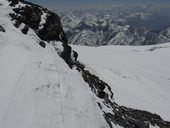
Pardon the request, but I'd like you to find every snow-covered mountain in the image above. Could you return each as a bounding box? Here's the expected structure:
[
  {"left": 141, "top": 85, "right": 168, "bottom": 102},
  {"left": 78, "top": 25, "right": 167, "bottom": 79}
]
[
  {"left": 0, "top": 0, "right": 170, "bottom": 128},
  {"left": 0, "top": 0, "right": 107, "bottom": 128},
  {"left": 54, "top": 5, "right": 170, "bottom": 46}
]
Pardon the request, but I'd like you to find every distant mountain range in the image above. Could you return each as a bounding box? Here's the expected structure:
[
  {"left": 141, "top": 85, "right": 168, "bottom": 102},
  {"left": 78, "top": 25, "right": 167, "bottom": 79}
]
[{"left": 53, "top": 4, "right": 170, "bottom": 46}]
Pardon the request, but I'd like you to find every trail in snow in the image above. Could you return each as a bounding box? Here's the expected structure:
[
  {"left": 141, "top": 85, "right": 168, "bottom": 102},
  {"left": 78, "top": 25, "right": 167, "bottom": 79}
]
[
  {"left": 0, "top": 45, "right": 64, "bottom": 128},
  {"left": 0, "top": 1, "right": 66, "bottom": 126},
  {"left": 0, "top": 42, "right": 107, "bottom": 128}
]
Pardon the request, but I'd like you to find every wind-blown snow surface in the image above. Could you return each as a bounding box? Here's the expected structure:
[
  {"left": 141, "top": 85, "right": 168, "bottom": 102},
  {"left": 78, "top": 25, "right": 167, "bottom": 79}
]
[
  {"left": 72, "top": 43, "right": 170, "bottom": 121},
  {"left": 0, "top": 1, "right": 108, "bottom": 128}
]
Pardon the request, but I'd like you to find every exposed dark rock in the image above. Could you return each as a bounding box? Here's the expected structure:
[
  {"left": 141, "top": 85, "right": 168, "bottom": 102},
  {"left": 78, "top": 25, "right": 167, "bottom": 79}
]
[
  {"left": 104, "top": 104, "right": 170, "bottom": 128},
  {"left": 39, "top": 41, "right": 46, "bottom": 48},
  {"left": 8, "top": 0, "right": 19, "bottom": 6},
  {"left": 73, "top": 51, "right": 78, "bottom": 61},
  {"left": 8, "top": 0, "right": 74, "bottom": 66},
  {"left": 60, "top": 44, "right": 72, "bottom": 67},
  {"left": 13, "top": 5, "right": 42, "bottom": 29},
  {"left": 0, "top": 25, "right": 5, "bottom": 32},
  {"left": 97, "top": 90, "right": 106, "bottom": 99},
  {"left": 38, "top": 12, "right": 66, "bottom": 42},
  {"left": 13, "top": 20, "right": 21, "bottom": 28},
  {"left": 8, "top": 0, "right": 67, "bottom": 43},
  {"left": 21, "top": 25, "right": 29, "bottom": 34},
  {"left": 9, "top": 13, "right": 16, "bottom": 19},
  {"left": 74, "top": 63, "right": 112, "bottom": 99},
  {"left": 73, "top": 61, "right": 85, "bottom": 71},
  {"left": 73, "top": 61, "right": 170, "bottom": 128}
]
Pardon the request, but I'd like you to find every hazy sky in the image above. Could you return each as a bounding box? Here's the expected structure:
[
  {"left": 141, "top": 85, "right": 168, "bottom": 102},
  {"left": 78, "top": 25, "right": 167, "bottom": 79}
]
[{"left": 28, "top": 0, "right": 170, "bottom": 8}]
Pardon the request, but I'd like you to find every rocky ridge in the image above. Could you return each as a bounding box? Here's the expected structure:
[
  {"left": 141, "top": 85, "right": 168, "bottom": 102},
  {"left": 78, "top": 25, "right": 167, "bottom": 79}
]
[
  {"left": 6, "top": 0, "right": 170, "bottom": 128},
  {"left": 74, "top": 62, "right": 170, "bottom": 128},
  {"left": 8, "top": 0, "right": 76, "bottom": 67}
]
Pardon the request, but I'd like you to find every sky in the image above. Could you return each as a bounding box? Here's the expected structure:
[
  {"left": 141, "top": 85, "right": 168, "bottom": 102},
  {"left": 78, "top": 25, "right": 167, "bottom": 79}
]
[{"left": 28, "top": 0, "right": 170, "bottom": 8}]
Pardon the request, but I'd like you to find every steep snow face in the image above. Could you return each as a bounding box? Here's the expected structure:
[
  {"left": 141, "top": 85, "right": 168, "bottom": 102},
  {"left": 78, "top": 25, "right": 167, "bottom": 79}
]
[
  {"left": 0, "top": 1, "right": 108, "bottom": 128},
  {"left": 72, "top": 43, "right": 170, "bottom": 121}
]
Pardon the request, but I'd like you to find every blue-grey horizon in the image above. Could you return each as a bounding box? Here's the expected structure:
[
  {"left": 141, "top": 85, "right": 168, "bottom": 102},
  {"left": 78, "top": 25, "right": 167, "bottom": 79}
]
[{"left": 28, "top": 0, "right": 170, "bottom": 8}]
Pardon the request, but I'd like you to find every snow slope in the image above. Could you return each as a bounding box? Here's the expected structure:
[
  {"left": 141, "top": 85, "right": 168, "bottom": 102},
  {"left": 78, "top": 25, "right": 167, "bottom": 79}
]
[
  {"left": 1, "top": 0, "right": 170, "bottom": 127},
  {"left": 72, "top": 43, "right": 170, "bottom": 121},
  {"left": 0, "top": 1, "right": 108, "bottom": 128}
]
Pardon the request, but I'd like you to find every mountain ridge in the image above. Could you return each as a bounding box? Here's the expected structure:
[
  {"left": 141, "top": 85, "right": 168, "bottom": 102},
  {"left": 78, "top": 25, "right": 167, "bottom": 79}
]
[
  {"left": 0, "top": 0, "right": 170, "bottom": 128},
  {"left": 55, "top": 6, "right": 170, "bottom": 46}
]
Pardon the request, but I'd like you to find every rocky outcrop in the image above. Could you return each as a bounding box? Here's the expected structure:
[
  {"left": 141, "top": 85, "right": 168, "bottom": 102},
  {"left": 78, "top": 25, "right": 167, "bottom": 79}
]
[
  {"left": 12, "top": 5, "right": 42, "bottom": 29},
  {"left": 8, "top": 0, "right": 73, "bottom": 66},
  {"left": 38, "top": 12, "right": 67, "bottom": 42},
  {"left": 8, "top": 0, "right": 19, "bottom": 6},
  {"left": 9, "top": 0, "right": 65, "bottom": 41},
  {"left": 0, "top": 25, "right": 5, "bottom": 32},
  {"left": 73, "top": 61, "right": 170, "bottom": 128}
]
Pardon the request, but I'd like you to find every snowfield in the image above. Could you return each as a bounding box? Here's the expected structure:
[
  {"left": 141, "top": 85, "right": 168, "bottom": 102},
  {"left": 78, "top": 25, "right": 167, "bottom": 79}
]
[
  {"left": 1, "top": 0, "right": 170, "bottom": 127},
  {"left": 0, "top": 1, "right": 108, "bottom": 128},
  {"left": 72, "top": 43, "right": 170, "bottom": 121}
]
